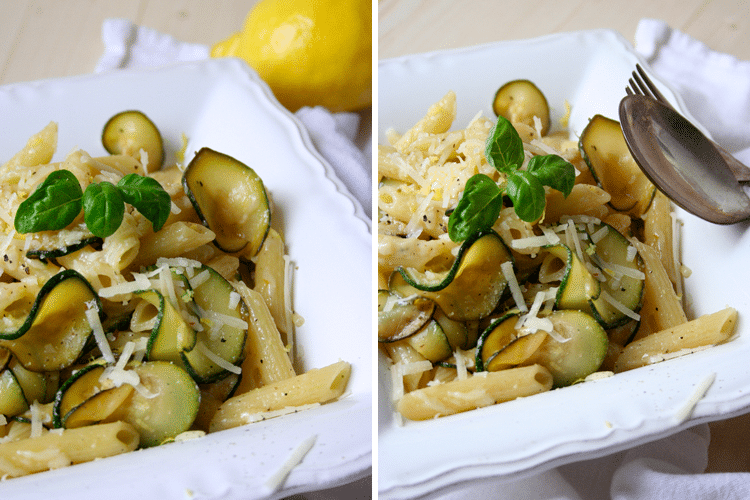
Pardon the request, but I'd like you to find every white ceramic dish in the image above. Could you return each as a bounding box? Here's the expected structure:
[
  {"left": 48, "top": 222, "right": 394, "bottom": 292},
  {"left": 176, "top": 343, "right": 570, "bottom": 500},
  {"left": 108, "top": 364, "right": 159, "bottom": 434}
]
[
  {"left": 0, "top": 59, "right": 371, "bottom": 499},
  {"left": 378, "top": 29, "right": 750, "bottom": 499}
]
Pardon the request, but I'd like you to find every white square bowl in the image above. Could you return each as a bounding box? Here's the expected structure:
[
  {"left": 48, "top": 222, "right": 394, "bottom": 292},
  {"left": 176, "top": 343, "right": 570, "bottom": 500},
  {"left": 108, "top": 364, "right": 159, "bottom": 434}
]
[
  {"left": 378, "top": 29, "right": 750, "bottom": 499},
  {"left": 0, "top": 58, "right": 371, "bottom": 500}
]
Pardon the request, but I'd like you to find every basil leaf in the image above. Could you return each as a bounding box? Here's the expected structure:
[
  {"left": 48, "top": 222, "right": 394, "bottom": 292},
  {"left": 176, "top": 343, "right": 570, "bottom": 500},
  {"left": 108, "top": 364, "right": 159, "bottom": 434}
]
[
  {"left": 14, "top": 170, "right": 83, "bottom": 233},
  {"left": 117, "top": 174, "right": 171, "bottom": 232},
  {"left": 448, "top": 174, "right": 503, "bottom": 241},
  {"left": 506, "top": 171, "right": 546, "bottom": 223},
  {"left": 83, "top": 182, "right": 125, "bottom": 238},
  {"left": 484, "top": 115, "right": 525, "bottom": 174},
  {"left": 527, "top": 154, "right": 575, "bottom": 197}
]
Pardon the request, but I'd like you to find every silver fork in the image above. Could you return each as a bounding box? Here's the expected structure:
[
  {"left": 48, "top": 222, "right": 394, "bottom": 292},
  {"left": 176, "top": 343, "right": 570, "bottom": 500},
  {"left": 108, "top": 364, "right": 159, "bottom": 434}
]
[{"left": 625, "top": 64, "right": 750, "bottom": 182}]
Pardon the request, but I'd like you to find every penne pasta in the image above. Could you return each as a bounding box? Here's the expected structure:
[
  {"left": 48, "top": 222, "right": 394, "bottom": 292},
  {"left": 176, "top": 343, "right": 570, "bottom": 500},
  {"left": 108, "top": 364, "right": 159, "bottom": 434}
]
[
  {"left": 130, "top": 221, "right": 216, "bottom": 269},
  {"left": 632, "top": 239, "right": 687, "bottom": 339},
  {"left": 0, "top": 421, "right": 139, "bottom": 478},
  {"left": 253, "top": 228, "right": 292, "bottom": 337},
  {"left": 209, "top": 360, "right": 351, "bottom": 432},
  {"left": 232, "top": 281, "right": 296, "bottom": 393},
  {"left": 396, "top": 364, "right": 553, "bottom": 421},
  {"left": 614, "top": 307, "right": 738, "bottom": 372}
]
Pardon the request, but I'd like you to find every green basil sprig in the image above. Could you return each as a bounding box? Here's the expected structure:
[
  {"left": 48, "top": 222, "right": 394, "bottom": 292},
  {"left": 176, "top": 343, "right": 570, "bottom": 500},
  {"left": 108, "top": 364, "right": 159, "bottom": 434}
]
[
  {"left": 448, "top": 116, "right": 575, "bottom": 242},
  {"left": 15, "top": 171, "right": 171, "bottom": 238}
]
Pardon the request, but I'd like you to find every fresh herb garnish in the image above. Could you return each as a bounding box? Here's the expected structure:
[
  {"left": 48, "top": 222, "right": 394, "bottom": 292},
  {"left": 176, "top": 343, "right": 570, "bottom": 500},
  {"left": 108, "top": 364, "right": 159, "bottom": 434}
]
[
  {"left": 448, "top": 115, "right": 575, "bottom": 242},
  {"left": 14, "top": 170, "right": 83, "bottom": 234},
  {"left": 15, "top": 171, "right": 170, "bottom": 238}
]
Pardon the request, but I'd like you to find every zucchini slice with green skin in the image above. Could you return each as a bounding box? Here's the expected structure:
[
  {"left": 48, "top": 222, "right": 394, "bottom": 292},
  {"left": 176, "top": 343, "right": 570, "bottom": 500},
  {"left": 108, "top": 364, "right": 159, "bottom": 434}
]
[
  {"left": 475, "top": 309, "right": 521, "bottom": 372},
  {"left": 53, "top": 362, "right": 108, "bottom": 428},
  {"left": 544, "top": 244, "right": 600, "bottom": 311},
  {"left": 526, "top": 309, "right": 608, "bottom": 387},
  {"left": 485, "top": 331, "right": 547, "bottom": 372},
  {"left": 392, "top": 231, "right": 513, "bottom": 321},
  {"left": 102, "top": 110, "right": 164, "bottom": 171},
  {"left": 493, "top": 79, "right": 550, "bottom": 136},
  {"left": 182, "top": 147, "right": 271, "bottom": 259},
  {"left": 433, "top": 308, "right": 469, "bottom": 351},
  {"left": 54, "top": 361, "right": 200, "bottom": 447},
  {"left": 377, "top": 289, "right": 435, "bottom": 342},
  {"left": 138, "top": 289, "right": 197, "bottom": 364},
  {"left": 0, "top": 269, "right": 100, "bottom": 372},
  {"left": 8, "top": 356, "right": 51, "bottom": 404},
  {"left": 579, "top": 114, "right": 655, "bottom": 217},
  {"left": 586, "top": 223, "right": 645, "bottom": 329},
  {"left": 111, "top": 361, "right": 200, "bottom": 447},
  {"left": 405, "top": 320, "right": 453, "bottom": 363},
  {"left": 0, "top": 367, "right": 29, "bottom": 417},
  {"left": 181, "top": 265, "right": 248, "bottom": 384},
  {"left": 26, "top": 237, "right": 103, "bottom": 263}
]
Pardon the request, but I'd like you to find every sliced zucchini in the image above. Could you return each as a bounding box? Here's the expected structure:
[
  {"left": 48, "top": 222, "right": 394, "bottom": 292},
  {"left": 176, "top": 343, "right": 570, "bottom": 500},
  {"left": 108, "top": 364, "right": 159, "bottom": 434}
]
[
  {"left": 0, "top": 367, "right": 29, "bottom": 417},
  {"left": 182, "top": 147, "right": 271, "bottom": 259},
  {"left": 54, "top": 361, "right": 200, "bottom": 447},
  {"left": 433, "top": 308, "right": 469, "bottom": 351},
  {"left": 526, "top": 310, "right": 608, "bottom": 387},
  {"left": 0, "top": 270, "right": 100, "bottom": 372},
  {"left": 53, "top": 362, "right": 109, "bottom": 428},
  {"left": 112, "top": 361, "right": 200, "bottom": 447},
  {"left": 391, "top": 231, "right": 513, "bottom": 321},
  {"left": 377, "top": 290, "right": 435, "bottom": 342},
  {"left": 485, "top": 331, "right": 547, "bottom": 372},
  {"left": 102, "top": 110, "right": 164, "bottom": 171},
  {"left": 26, "top": 237, "right": 103, "bottom": 263},
  {"left": 493, "top": 80, "right": 550, "bottom": 136},
  {"left": 405, "top": 320, "right": 453, "bottom": 363},
  {"left": 475, "top": 309, "right": 521, "bottom": 372},
  {"left": 8, "top": 356, "right": 51, "bottom": 404},
  {"left": 543, "top": 244, "right": 600, "bottom": 311},
  {"left": 579, "top": 115, "right": 655, "bottom": 217},
  {"left": 63, "top": 384, "right": 135, "bottom": 429},
  {"left": 586, "top": 223, "right": 645, "bottom": 329},
  {"left": 181, "top": 265, "right": 248, "bottom": 384},
  {"left": 138, "top": 289, "right": 196, "bottom": 364}
]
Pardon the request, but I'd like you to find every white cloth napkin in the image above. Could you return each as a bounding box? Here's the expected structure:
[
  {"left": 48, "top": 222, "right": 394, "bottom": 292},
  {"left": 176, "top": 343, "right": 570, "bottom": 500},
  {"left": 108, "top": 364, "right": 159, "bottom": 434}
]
[
  {"left": 94, "top": 18, "right": 372, "bottom": 220},
  {"left": 423, "top": 18, "right": 750, "bottom": 500}
]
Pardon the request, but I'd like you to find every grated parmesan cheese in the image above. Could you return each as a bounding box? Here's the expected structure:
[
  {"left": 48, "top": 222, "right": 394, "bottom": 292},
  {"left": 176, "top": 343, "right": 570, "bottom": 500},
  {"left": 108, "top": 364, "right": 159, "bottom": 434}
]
[
  {"left": 263, "top": 435, "right": 317, "bottom": 494},
  {"left": 98, "top": 273, "right": 151, "bottom": 298},
  {"left": 195, "top": 341, "right": 242, "bottom": 375},
  {"left": 188, "top": 269, "right": 210, "bottom": 289},
  {"left": 502, "top": 261, "right": 528, "bottom": 312},
  {"left": 30, "top": 402, "right": 43, "bottom": 438},
  {"left": 673, "top": 373, "right": 716, "bottom": 424},
  {"left": 599, "top": 290, "right": 641, "bottom": 321},
  {"left": 454, "top": 349, "right": 469, "bottom": 381},
  {"left": 85, "top": 300, "right": 115, "bottom": 364}
]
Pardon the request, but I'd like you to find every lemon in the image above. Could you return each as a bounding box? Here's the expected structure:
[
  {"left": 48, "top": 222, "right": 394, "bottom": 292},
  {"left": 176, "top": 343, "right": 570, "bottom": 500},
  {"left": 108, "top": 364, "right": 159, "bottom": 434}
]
[{"left": 211, "top": 0, "right": 371, "bottom": 113}]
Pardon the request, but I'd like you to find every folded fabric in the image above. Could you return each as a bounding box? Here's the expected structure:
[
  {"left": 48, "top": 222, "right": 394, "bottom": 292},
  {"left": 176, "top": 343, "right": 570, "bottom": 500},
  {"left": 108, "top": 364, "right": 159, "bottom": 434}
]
[
  {"left": 634, "top": 18, "right": 750, "bottom": 165},
  {"left": 95, "top": 18, "right": 371, "bottom": 219}
]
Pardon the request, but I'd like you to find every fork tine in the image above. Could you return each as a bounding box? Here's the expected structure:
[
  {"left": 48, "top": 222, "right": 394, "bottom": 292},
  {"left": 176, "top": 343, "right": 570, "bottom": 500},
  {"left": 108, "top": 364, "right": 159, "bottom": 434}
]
[
  {"left": 630, "top": 73, "right": 654, "bottom": 99},
  {"left": 635, "top": 64, "right": 672, "bottom": 108}
]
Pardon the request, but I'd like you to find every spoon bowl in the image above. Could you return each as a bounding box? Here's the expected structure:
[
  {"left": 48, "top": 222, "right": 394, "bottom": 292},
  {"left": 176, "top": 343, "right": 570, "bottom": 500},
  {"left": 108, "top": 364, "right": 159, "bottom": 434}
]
[{"left": 619, "top": 94, "right": 750, "bottom": 225}]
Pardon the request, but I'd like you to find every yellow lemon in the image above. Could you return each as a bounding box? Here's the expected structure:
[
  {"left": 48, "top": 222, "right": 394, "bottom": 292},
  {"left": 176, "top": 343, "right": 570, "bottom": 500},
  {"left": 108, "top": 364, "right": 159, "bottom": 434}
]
[{"left": 211, "top": 0, "right": 371, "bottom": 113}]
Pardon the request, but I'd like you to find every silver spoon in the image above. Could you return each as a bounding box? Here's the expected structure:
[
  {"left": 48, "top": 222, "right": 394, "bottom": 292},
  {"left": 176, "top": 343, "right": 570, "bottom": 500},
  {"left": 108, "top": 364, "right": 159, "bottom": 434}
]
[{"left": 619, "top": 94, "right": 750, "bottom": 225}]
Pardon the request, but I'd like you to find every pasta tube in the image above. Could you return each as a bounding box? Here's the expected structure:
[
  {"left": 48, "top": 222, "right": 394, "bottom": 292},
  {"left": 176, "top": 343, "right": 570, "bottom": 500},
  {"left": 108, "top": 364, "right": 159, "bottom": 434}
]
[
  {"left": 396, "top": 364, "right": 553, "bottom": 421},
  {"left": 614, "top": 307, "right": 737, "bottom": 372},
  {"left": 209, "top": 360, "right": 351, "bottom": 432},
  {"left": 0, "top": 421, "right": 139, "bottom": 478}
]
